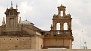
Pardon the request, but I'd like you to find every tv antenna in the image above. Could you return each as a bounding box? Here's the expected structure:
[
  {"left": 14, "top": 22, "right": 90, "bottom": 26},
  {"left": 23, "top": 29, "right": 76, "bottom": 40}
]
[
  {"left": 81, "top": 31, "right": 87, "bottom": 49},
  {"left": 83, "top": 42, "right": 87, "bottom": 49}
]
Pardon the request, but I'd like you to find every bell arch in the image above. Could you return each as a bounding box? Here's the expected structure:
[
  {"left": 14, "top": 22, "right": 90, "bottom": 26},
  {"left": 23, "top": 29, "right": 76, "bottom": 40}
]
[
  {"left": 56, "top": 23, "right": 60, "bottom": 30},
  {"left": 47, "top": 4, "right": 74, "bottom": 49},
  {"left": 60, "top": 11, "right": 63, "bottom": 17},
  {"left": 64, "top": 23, "right": 68, "bottom": 30}
]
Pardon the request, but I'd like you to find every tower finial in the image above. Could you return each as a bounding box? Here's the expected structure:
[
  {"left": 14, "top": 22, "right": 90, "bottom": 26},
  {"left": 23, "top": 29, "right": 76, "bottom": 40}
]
[
  {"left": 19, "top": 17, "right": 21, "bottom": 24},
  {"left": 16, "top": 4, "right": 18, "bottom": 9},
  {"left": 11, "top": 1, "right": 13, "bottom": 7},
  {"left": 61, "top": 4, "right": 62, "bottom": 6},
  {"left": 51, "top": 24, "right": 53, "bottom": 30},
  {"left": 2, "top": 17, "right": 5, "bottom": 25}
]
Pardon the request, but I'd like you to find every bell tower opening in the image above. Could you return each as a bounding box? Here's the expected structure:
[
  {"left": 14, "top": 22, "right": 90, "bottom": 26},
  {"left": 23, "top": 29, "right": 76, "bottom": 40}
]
[
  {"left": 57, "top": 23, "right": 60, "bottom": 30},
  {"left": 60, "top": 11, "right": 63, "bottom": 17},
  {"left": 64, "top": 23, "right": 68, "bottom": 30}
]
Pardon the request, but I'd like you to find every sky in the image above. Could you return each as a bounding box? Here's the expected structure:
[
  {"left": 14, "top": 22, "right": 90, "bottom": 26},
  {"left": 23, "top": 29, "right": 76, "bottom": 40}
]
[{"left": 0, "top": 0, "right": 91, "bottom": 49}]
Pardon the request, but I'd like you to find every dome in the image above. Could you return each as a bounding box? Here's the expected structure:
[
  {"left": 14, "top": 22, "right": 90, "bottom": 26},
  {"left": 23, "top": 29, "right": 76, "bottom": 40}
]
[{"left": 21, "top": 20, "right": 34, "bottom": 25}]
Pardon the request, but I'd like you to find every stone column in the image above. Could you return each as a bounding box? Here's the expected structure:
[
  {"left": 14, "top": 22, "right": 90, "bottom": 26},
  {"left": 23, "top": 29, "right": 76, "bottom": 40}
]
[
  {"left": 63, "top": 10, "right": 65, "bottom": 16},
  {"left": 53, "top": 22, "right": 56, "bottom": 30},
  {"left": 60, "top": 22, "right": 64, "bottom": 30},
  {"left": 68, "top": 22, "right": 71, "bottom": 30},
  {"left": 58, "top": 10, "right": 60, "bottom": 15},
  {"left": 58, "top": 10, "right": 60, "bottom": 17}
]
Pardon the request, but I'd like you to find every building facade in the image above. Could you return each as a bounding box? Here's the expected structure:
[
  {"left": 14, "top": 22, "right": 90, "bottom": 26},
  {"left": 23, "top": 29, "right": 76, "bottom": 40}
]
[{"left": 0, "top": 3, "right": 74, "bottom": 50}]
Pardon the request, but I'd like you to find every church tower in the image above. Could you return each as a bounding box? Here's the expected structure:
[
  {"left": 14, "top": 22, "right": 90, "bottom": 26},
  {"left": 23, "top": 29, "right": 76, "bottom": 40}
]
[
  {"left": 51, "top": 4, "right": 72, "bottom": 34},
  {"left": 5, "top": 1, "right": 20, "bottom": 31},
  {"left": 43, "top": 5, "right": 74, "bottom": 49}
]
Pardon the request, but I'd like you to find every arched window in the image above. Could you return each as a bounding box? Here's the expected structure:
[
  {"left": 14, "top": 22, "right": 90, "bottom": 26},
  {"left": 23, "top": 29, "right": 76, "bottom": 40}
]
[
  {"left": 60, "top": 11, "right": 63, "bottom": 16},
  {"left": 64, "top": 23, "right": 68, "bottom": 30},
  {"left": 57, "top": 23, "right": 60, "bottom": 30}
]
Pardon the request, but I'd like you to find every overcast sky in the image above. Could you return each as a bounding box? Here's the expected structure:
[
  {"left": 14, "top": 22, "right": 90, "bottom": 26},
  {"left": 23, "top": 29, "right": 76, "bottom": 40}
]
[{"left": 0, "top": 0, "right": 91, "bottom": 49}]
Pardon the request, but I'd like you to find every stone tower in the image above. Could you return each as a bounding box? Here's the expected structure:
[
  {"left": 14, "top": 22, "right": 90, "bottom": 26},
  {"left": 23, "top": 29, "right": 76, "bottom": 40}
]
[
  {"left": 43, "top": 5, "right": 74, "bottom": 49},
  {"left": 51, "top": 4, "right": 72, "bottom": 33},
  {"left": 5, "top": 1, "right": 20, "bottom": 31}
]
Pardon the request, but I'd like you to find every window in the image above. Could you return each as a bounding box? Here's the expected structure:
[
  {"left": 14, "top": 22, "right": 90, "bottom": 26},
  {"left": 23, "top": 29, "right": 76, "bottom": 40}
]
[
  {"left": 15, "top": 45, "right": 18, "bottom": 47},
  {"left": 10, "top": 39, "right": 11, "bottom": 40},
  {"left": 57, "top": 23, "right": 60, "bottom": 30},
  {"left": 64, "top": 23, "right": 68, "bottom": 30},
  {"left": 60, "top": 11, "right": 63, "bottom": 16}
]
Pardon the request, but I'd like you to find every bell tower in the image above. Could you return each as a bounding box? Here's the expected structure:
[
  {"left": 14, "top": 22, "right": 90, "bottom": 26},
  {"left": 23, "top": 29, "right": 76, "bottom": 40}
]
[
  {"left": 5, "top": 1, "right": 20, "bottom": 31},
  {"left": 51, "top": 4, "right": 71, "bottom": 31},
  {"left": 43, "top": 5, "right": 74, "bottom": 49}
]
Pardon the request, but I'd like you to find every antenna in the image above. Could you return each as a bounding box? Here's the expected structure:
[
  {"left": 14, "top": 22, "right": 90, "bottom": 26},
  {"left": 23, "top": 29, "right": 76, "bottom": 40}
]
[
  {"left": 81, "top": 31, "right": 87, "bottom": 49},
  {"left": 83, "top": 42, "right": 87, "bottom": 49},
  {"left": 79, "top": 31, "right": 83, "bottom": 49},
  {"left": 82, "top": 31, "right": 84, "bottom": 42},
  {"left": 80, "top": 37, "right": 81, "bottom": 49}
]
